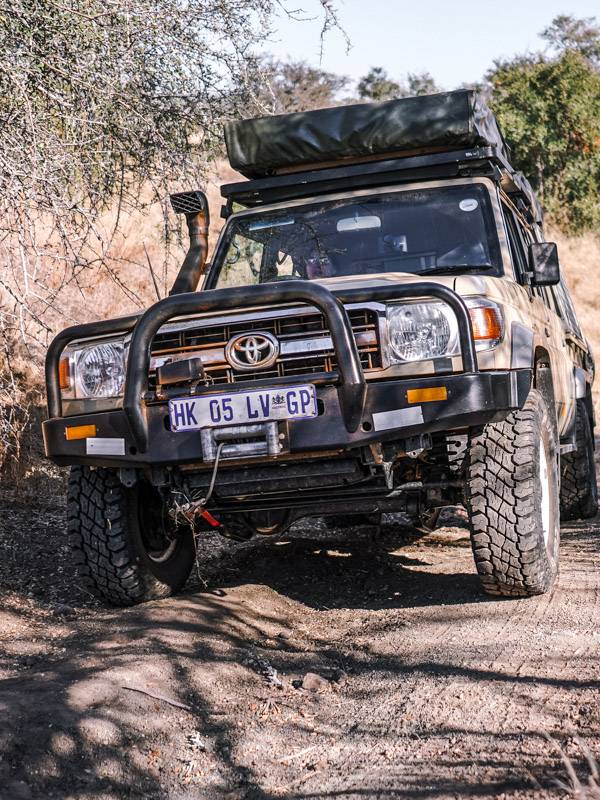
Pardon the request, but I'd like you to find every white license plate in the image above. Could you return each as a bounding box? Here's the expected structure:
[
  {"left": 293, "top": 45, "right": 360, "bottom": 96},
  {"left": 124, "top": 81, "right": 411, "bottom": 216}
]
[{"left": 169, "top": 384, "right": 317, "bottom": 431}]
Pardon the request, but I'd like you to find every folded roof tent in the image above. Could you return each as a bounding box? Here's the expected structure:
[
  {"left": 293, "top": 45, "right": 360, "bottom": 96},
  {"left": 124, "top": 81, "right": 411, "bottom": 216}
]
[{"left": 224, "top": 90, "right": 510, "bottom": 178}]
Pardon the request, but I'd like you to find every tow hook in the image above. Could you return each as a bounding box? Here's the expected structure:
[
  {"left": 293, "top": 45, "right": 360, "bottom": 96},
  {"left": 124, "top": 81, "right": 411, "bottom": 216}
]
[
  {"left": 175, "top": 500, "right": 250, "bottom": 542},
  {"left": 171, "top": 442, "right": 225, "bottom": 530},
  {"left": 178, "top": 500, "right": 221, "bottom": 528}
]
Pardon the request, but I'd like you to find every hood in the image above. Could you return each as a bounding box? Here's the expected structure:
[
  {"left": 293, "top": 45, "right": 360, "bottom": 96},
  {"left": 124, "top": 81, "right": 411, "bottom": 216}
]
[{"left": 314, "top": 271, "right": 460, "bottom": 294}]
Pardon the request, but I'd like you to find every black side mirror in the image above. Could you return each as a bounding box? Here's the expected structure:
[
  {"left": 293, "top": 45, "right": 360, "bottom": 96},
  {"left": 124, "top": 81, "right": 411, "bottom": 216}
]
[{"left": 529, "top": 242, "right": 560, "bottom": 286}]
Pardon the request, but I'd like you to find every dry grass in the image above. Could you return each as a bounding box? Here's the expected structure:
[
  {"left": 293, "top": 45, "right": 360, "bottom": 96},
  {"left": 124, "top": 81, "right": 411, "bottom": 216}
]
[
  {"left": 52, "top": 161, "right": 243, "bottom": 328},
  {"left": 544, "top": 734, "right": 600, "bottom": 800},
  {"left": 0, "top": 161, "right": 249, "bottom": 483}
]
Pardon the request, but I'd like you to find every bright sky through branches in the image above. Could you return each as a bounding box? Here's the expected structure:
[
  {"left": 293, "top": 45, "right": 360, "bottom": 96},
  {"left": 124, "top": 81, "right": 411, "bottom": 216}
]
[{"left": 265, "top": 0, "right": 600, "bottom": 89}]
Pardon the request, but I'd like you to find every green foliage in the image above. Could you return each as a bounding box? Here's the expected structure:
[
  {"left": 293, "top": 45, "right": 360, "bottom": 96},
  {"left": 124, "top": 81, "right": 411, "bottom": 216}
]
[
  {"left": 239, "top": 57, "right": 350, "bottom": 114},
  {"left": 357, "top": 67, "right": 439, "bottom": 102},
  {"left": 357, "top": 67, "right": 401, "bottom": 102},
  {"left": 540, "top": 14, "right": 600, "bottom": 62},
  {"left": 489, "top": 19, "right": 600, "bottom": 233},
  {"left": 405, "top": 72, "right": 440, "bottom": 97}
]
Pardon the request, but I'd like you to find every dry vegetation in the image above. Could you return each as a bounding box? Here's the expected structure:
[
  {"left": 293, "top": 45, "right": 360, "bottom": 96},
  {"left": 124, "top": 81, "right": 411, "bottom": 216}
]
[{"left": 0, "top": 161, "right": 239, "bottom": 476}]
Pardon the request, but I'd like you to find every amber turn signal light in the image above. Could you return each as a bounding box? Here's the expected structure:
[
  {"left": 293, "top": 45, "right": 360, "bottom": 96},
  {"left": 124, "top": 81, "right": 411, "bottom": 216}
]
[
  {"left": 59, "top": 357, "right": 70, "bottom": 390},
  {"left": 469, "top": 306, "right": 502, "bottom": 341},
  {"left": 65, "top": 424, "right": 97, "bottom": 441}
]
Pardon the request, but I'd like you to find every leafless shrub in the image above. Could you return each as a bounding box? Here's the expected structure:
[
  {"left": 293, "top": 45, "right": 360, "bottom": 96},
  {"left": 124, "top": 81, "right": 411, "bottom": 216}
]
[{"left": 0, "top": 0, "right": 344, "bottom": 476}]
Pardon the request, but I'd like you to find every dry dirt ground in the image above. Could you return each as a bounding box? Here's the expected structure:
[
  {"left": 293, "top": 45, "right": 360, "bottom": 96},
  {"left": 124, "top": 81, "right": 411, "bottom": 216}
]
[{"left": 1, "top": 467, "right": 599, "bottom": 800}]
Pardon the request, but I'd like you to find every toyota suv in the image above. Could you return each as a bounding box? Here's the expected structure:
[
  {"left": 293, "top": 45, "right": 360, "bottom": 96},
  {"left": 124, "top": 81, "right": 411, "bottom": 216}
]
[{"left": 43, "top": 90, "right": 597, "bottom": 605}]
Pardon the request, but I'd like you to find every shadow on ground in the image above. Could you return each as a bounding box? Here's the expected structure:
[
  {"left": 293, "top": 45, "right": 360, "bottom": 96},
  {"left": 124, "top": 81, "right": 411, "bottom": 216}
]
[{"left": 1, "top": 497, "right": 600, "bottom": 799}]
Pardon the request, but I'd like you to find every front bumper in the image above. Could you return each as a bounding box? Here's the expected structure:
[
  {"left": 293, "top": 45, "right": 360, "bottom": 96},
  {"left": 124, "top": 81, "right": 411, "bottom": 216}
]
[
  {"left": 43, "top": 369, "right": 531, "bottom": 469},
  {"left": 44, "top": 279, "right": 530, "bottom": 470}
]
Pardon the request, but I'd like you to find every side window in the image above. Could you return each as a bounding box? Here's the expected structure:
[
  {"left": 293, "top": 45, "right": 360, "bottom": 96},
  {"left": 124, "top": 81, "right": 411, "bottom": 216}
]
[
  {"left": 508, "top": 209, "right": 559, "bottom": 314},
  {"left": 555, "top": 276, "right": 583, "bottom": 337},
  {"left": 545, "top": 285, "right": 563, "bottom": 318},
  {"left": 537, "top": 285, "right": 557, "bottom": 313},
  {"left": 503, "top": 206, "right": 528, "bottom": 281}
]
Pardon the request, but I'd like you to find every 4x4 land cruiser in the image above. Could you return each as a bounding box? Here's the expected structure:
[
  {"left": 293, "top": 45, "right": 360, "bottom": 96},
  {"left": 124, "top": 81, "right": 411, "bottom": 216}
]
[{"left": 44, "top": 90, "right": 597, "bottom": 605}]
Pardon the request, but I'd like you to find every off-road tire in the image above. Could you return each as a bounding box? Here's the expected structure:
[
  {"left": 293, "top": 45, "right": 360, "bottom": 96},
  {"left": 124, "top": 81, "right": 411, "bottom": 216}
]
[
  {"left": 560, "top": 399, "right": 598, "bottom": 521},
  {"left": 67, "top": 466, "right": 195, "bottom": 606},
  {"left": 465, "top": 388, "right": 560, "bottom": 597}
]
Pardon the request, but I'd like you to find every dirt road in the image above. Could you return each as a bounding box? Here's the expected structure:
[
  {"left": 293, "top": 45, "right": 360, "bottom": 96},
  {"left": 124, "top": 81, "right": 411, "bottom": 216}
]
[{"left": 1, "top": 499, "right": 599, "bottom": 800}]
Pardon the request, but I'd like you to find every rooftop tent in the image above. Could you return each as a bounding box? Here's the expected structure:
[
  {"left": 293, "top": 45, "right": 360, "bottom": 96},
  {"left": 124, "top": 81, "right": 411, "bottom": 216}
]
[{"left": 224, "top": 90, "right": 510, "bottom": 179}]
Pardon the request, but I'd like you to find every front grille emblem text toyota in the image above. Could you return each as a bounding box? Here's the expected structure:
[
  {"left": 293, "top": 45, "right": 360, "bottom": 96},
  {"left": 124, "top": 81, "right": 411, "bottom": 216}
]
[{"left": 225, "top": 331, "right": 280, "bottom": 371}]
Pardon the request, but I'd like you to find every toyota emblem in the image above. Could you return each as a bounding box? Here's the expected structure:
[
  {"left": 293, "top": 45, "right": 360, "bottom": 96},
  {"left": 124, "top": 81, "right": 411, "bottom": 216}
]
[{"left": 225, "top": 331, "right": 280, "bottom": 371}]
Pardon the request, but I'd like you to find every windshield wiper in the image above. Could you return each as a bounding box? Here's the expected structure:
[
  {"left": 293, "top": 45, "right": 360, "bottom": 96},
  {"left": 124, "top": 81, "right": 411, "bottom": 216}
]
[{"left": 418, "top": 264, "right": 494, "bottom": 276}]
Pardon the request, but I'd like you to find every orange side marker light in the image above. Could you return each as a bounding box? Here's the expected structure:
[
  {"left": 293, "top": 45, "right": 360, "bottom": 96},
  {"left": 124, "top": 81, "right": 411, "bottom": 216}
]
[
  {"left": 469, "top": 306, "right": 502, "bottom": 341},
  {"left": 59, "top": 357, "right": 71, "bottom": 390}
]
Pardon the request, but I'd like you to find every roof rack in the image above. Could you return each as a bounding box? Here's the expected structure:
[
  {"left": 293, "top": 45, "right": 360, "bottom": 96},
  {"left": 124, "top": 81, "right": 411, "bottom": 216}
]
[{"left": 220, "top": 146, "right": 542, "bottom": 224}]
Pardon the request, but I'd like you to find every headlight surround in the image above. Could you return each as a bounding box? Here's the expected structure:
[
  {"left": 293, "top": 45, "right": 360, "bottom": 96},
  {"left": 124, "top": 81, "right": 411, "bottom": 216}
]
[
  {"left": 60, "top": 338, "right": 128, "bottom": 399},
  {"left": 385, "top": 297, "right": 503, "bottom": 364}
]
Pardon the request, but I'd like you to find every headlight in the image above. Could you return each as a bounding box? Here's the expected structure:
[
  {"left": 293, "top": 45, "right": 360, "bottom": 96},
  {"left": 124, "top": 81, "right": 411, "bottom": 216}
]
[
  {"left": 387, "top": 302, "right": 459, "bottom": 362},
  {"left": 386, "top": 298, "right": 503, "bottom": 364},
  {"left": 60, "top": 338, "right": 128, "bottom": 399}
]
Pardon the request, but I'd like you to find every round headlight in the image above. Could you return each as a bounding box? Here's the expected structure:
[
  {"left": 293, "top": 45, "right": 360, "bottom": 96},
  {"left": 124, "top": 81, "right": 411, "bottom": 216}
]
[
  {"left": 387, "top": 302, "right": 457, "bottom": 362},
  {"left": 76, "top": 342, "right": 126, "bottom": 397}
]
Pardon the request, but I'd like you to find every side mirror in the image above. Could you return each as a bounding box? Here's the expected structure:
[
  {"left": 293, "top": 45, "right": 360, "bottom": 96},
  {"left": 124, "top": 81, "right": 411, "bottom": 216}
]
[{"left": 529, "top": 242, "right": 560, "bottom": 286}]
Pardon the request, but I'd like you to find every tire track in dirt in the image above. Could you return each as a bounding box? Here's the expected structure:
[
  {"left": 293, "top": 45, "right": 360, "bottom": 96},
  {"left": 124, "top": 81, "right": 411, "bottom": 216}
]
[
  {"left": 483, "top": 519, "right": 600, "bottom": 738},
  {"left": 308, "top": 516, "right": 600, "bottom": 800},
  {"left": 2, "top": 505, "right": 600, "bottom": 799}
]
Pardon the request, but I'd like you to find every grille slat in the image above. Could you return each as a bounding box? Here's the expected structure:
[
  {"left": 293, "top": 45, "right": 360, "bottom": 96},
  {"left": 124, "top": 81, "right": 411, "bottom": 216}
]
[{"left": 150, "top": 307, "right": 382, "bottom": 389}]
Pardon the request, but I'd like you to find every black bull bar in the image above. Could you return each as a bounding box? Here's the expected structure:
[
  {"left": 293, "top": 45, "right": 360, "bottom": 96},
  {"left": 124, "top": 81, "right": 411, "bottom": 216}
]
[{"left": 46, "top": 280, "right": 479, "bottom": 452}]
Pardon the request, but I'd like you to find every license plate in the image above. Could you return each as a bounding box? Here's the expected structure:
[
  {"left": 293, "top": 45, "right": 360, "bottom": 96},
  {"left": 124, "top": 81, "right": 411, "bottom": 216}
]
[{"left": 169, "top": 384, "right": 317, "bottom": 432}]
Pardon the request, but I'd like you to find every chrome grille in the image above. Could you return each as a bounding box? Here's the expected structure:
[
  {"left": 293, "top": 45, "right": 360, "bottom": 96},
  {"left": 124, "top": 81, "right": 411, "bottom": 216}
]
[{"left": 149, "top": 307, "right": 382, "bottom": 387}]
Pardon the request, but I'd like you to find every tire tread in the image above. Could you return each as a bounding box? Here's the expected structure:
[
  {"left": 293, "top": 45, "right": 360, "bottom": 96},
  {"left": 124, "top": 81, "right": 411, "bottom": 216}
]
[
  {"left": 560, "top": 400, "right": 598, "bottom": 521},
  {"left": 465, "top": 390, "right": 559, "bottom": 597},
  {"left": 68, "top": 466, "right": 148, "bottom": 606}
]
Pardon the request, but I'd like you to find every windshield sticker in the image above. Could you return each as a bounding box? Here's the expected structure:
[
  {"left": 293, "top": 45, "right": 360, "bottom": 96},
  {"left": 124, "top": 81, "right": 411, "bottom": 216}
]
[{"left": 459, "top": 199, "right": 479, "bottom": 212}]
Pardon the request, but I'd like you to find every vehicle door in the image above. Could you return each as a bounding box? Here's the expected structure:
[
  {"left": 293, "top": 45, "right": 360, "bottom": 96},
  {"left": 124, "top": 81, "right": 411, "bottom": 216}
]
[
  {"left": 503, "top": 205, "right": 574, "bottom": 436},
  {"left": 552, "top": 272, "right": 591, "bottom": 389}
]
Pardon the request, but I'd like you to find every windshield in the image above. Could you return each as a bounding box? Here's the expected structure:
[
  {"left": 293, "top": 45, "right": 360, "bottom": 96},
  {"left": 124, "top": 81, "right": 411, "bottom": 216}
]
[{"left": 210, "top": 184, "right": 502, "bottom": 289}]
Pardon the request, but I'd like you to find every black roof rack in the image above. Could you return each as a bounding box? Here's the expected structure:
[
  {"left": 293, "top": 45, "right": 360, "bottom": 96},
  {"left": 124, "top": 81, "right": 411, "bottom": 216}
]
[{"left": 220, "top": 146, "right": 542, "bottom": 224}]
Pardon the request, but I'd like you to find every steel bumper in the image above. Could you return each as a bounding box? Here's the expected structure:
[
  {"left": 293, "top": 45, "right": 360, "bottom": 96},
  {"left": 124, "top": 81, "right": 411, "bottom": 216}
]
[{"left": 43, "top": 369, "right": 532, "bottom": 469}]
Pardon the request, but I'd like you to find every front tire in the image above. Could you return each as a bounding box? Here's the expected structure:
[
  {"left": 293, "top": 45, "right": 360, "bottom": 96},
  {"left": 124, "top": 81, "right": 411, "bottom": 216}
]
[
  {"left": 67, "top": 466, "right": 195, "bottom": 606},
  {"left": 465, "top": 388, "right": 560, "bottom": 597},
  {"left": 560, "top": 399, "right": 598, "bottom": 521}
]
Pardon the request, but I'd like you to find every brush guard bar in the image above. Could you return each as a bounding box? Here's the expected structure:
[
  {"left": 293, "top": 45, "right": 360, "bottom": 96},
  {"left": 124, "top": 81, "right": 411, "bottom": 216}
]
[{"left": 45, "top": 280, "right": 478, "bottom": 453}]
